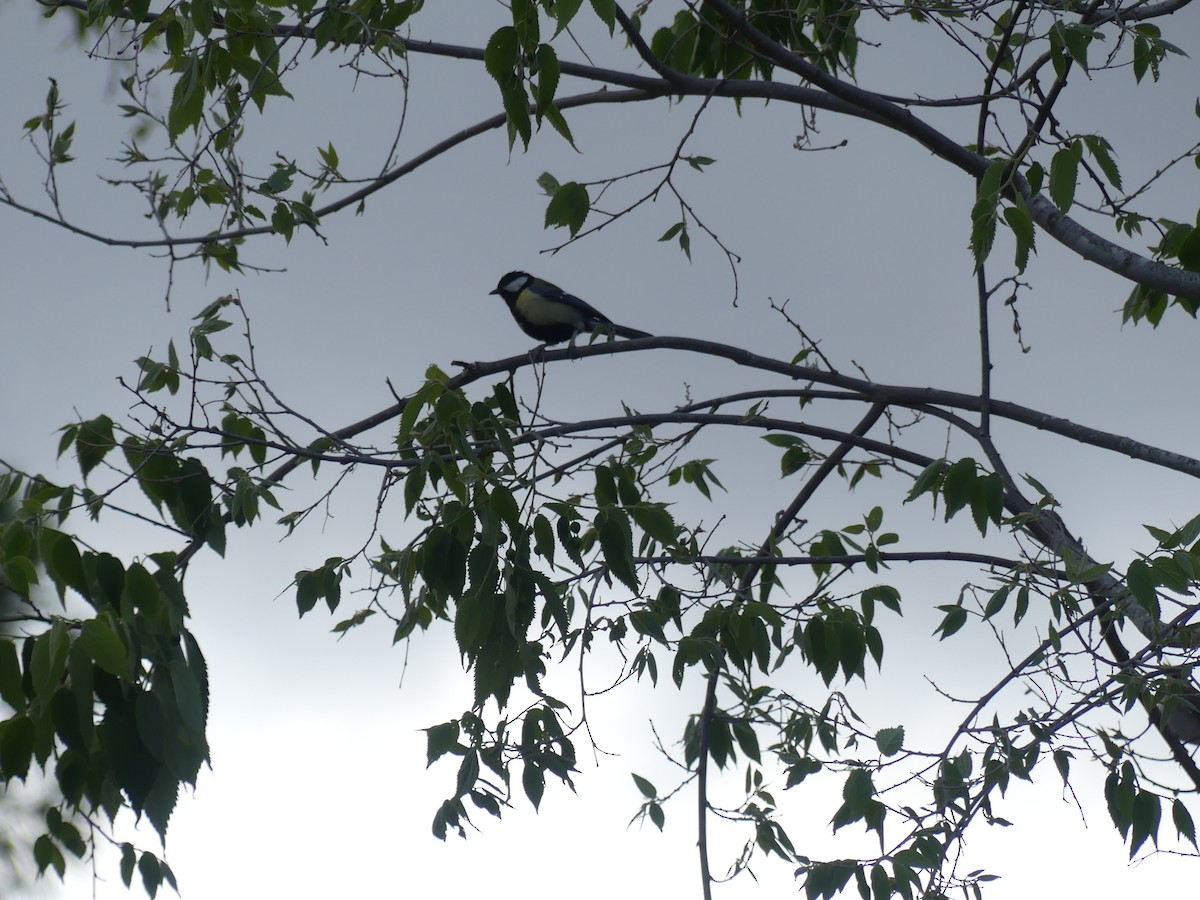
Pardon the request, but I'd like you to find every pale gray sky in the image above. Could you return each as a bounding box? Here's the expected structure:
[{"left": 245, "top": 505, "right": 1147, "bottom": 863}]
[{"left": 2, "top": 2, "right": 1199, "bottom": 898}]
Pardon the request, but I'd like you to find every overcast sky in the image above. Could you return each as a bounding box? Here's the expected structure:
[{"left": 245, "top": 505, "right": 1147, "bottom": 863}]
[{"left": 3, "top": 2, "right": 1199, "bottom": 898}]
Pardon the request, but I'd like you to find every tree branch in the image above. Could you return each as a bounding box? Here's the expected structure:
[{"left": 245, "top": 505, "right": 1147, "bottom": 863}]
[{"left": 700, "top": 0, "right": 1200, "bottom": 300}]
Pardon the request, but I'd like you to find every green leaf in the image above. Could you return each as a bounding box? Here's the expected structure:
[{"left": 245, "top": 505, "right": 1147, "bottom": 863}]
[
  {"left": 632, "top": 772, "right": 657, "bottom": 798},
  {"left": 804, "top": 615, "right": 839, "bottom": 686},
  {"left": 596, "top": 508, "right": 639, "bottom": 592},
  {"left": 982, "top": 585, "right": 1009, "bottom": 621},
  {"left": 261, "top": 163, "right": 296, "bottom": 195},
  {"left": 522, "top": 761, "right": 545, "bottom": 809},
  {"left": 0, "top": 640, "right": 24, "bottom": 712},
  {"left": 1053, "top": 22, "right": 1094, "bottom": 70},
  {"left": 0, "top": 715, "right": 36, "bottom": 779},
  {"left": 1002, "top": 202, "right": 1035, "bottom": 273},
  {"left": 1175, "top": 226, "right": 1200, "bottom": 272},
  {"left": 1082, "top": 134, "right": 1122, "bottom": 190},
  {"left": 485, "top": 26, "right": 520, "bottom": 87},
  {"left": 30, "top": 621, "right": 70, "bottom": 706},
  {"left": 2, "top": 556, "right": 36, "bottom": 598},
  {"left": 831, "top": 768, "right": 885, "bottom": 835},
  {"left": 647, "top": 801, "right": 665, "bottom": 830},
  {"left": 331, "top": 608, "right": 375, "bottom": 635},
  {"left": 120, "top": 843, "right": 136, "bottom": 887},
  {"left": 1048, "top": 144, "right": 1080, "bottom": 214},
  {"left": 589, "top": 0, "right": 616, "bottom": 33},
  {"left": 731, "top": 720, "right": 761, "bottom": 763},
  {"left": 1125, "top": 559, "right": 1160, "bottom": 620},
  {"left": 295, "top": 570, "right": 319, "bottom": 616},
  {"left": 934, "top": 604, "right": 967, "bottom": 640},
  {"left": 456, "top": 750, "right": 480, "bottom": 798},
  {"left": 534, "top": 44, "right": 560, "bottom": 112},
  {"left": 628, "top": 504, "right": 676, "bottom": 547},
  {"left": 271, "top": 202, "right": 294, "bottom": 242},
  {"left": 1053, "top": 748, "right": 1072, "bottom": 785},
  {"left": 75, "top": 415, "right": 115, "bottom": 479},
  {"left": 941, "top": 457, "right": 976, "bottom": 521},
  {"left": 1172, "top": 798, "right": 1197, "bottom": 849},
  {"left": 191, "top": 0, "right": 214, "bottom": 35},
  {"left": 970, "top": 161, "right": 1006, "bottom": 269},
  {"left": 659, "top": 222, "right": 684, "bottom": 243},
  {"left": 33, "top": 834, "right": 66, "bottom": 879},
  {"left": 532, "top": 514, "right": 556, "bottom": 564},
  {"left": 874, "top": 726, "right": 904, "bottom": 757},
  {"left": 1024, "top": 162, "right": 1044, "bottom": 197},
  {"left": 501, "top": 80, "right": 532, "bottom": 149},
  {"left": 781, "top": 445, "right": 812, "bottom": 477},
  {"left": 425, "top": 720, "right": 460, "bottom": 766},
  {"left": 139, "top": 851, "right": 163, "bottom": 899},
  {"left": 168, "top": 57, "right": 204, "bottom": 141},
  {"left": 1129, "top": 790, "right": 1161, "bottom": 857},
  {"left": 906, "top": 458, "right": 946, "bottom": 503},
  {"left": 552, "top": 0, "right": 585, "bottom": 35},
  {"left": 511, "top": 0, "right": 540, "bottom": 54},
  {"left": 80, "top": 616, "right": 128, "bottom": 678},
  {"left": 544, "top": 181, "right": 590, "bottom": 237},
  {"left": 542, "top": 103, "right": 576, "bottom": 148},
  {"left": 489, "top": 484, "right": 521, "bottom": 530}
]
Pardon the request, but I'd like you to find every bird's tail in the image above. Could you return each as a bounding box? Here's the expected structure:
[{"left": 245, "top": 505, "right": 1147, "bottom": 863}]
[{"left": 612, "top": 324, "right": 652, "bottom": 340}]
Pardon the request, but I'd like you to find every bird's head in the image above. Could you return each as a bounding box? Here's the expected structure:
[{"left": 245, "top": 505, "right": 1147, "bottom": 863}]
[{"left": 491, "top": 271, "right": 532, "bottom": 300}]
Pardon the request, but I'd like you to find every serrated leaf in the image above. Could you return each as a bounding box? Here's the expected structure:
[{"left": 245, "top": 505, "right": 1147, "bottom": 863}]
[
  {"left": 545, "top": 181, "right": 589, "bottom": 237},
  {"left": 1003, "top": 203, "right": 1035, "bottom": 272},
  {"left": 1049, "top": 145, "right": 1080, "bottom": 213},
  {"left": 167, "top": 57, "right": 204, "bottom": 141},
  {"left": 1175, "top": 226, "right": 1200, "bottom": 272},
  {"left": 596, "top": 509, "right": 639, "bottom": 592},
  {"left": 589, "top": 0, "right": 615, "bottom": 33},
  {"left": 1125, "top": 559, "right": 1160, "bottom": 619},
  {"left": 874, "top": 726, "right": 904, "bottom": 756},
  {"left": 120, "top": 843, "right": 136, "bottom": 887},
  {"left": 523, "top": 761, "right": 545, "bottom": 809},
  {"left": 0, "top": 641, "right": 23, "bottom": 712},
  {"left": 76, "top": 415, "right": 115, "bottom": 479},
  {"left": 542, "top": 102, "right": 576, "bottom": 148},
  {"left": 1083, "top": 134, "right": 1122, "bottom": 190},
  {"left": 941, "top": 457, "right": 977, "bottom": 521},
  {"left": 425, "top": 721, "right": 459, "bottom": 766},
  {"left": 1172, "top": 798, "right": 1197, "bottom": 849},
  {"left": 80, "top": 616, "right": 128, "bottom": 677},
  {"left": 502, "top": 78, "right": 532, "bottom": 150},
  {"left": 1129, "top": 790, "right": 1161, "bottom": 857},
  {"left": 484, "top": 26, "right": 520, "bottom": 86},
  {"left": 970, "top": 161, "right": 1006, "bottom": 269},
  {"left": 552, "top": 0, "right": 585, "bottom": 35},
  {"left": 534, "top": 44, "right": 559, "bottom": 112}
]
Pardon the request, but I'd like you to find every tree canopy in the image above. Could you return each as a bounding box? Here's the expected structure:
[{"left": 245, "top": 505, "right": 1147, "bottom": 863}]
[{"left": 2, "top": 2, "right": 1200, "bottom": 898}]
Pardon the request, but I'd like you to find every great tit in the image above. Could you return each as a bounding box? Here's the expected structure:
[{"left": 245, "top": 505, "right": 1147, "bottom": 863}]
[{"left": 489, "top": 271, "right": 651, "bottom": 345}]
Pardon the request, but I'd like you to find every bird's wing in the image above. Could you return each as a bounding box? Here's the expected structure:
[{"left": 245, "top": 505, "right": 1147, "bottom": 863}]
[{"left": 530, "top": 281, "right": 613, "bottom": 325}]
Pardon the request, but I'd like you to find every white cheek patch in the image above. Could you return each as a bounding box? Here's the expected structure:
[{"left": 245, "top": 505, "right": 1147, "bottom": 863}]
[{"left": 503, "top": 275, "right": 529, "bottom": 293}]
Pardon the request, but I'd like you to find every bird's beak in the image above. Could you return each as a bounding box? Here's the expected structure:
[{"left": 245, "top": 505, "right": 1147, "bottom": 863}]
[{"left": 489, "top": 288, "right": 500, "bottom": 296}]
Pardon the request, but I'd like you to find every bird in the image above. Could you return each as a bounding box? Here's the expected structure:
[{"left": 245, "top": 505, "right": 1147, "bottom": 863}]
[{"left": 489, "top": 271, "right": 651, "bottom": 345}]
